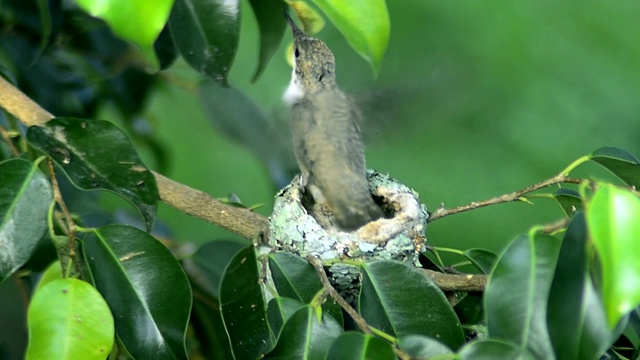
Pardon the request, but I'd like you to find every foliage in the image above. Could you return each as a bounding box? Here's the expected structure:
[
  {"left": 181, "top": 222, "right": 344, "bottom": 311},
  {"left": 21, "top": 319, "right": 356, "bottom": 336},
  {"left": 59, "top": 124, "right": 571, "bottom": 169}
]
[{"left": 1, "top": 1, "right": 640, "bottom": 360}]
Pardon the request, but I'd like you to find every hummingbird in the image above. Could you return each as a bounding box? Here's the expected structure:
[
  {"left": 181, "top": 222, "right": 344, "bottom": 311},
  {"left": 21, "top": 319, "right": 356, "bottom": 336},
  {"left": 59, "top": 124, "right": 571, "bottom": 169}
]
[{"left": 284, "top": 11, "right": 383, "bottom": 231}]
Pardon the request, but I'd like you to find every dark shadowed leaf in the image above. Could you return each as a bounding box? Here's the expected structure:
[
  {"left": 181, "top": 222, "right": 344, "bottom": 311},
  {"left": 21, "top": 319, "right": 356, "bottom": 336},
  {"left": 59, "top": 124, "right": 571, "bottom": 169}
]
[
  {"left": 26, "top": 279, "right": 114, "bottom": 360},
  {"left": 398, "top": 334, "right": 452, "bottom": 358},
  {"left": 27, "top": 118, "right": 158, "bottom": 231},
  {"left": 220, "top": 245, "right": 274, "bottom": 359},
  {"left": 269, "top": 252, "right": 322, "bottom": 303},
  {"left": 485, "top": 234, "right": 560, "bottom": 358},
  {"left": 265, "top": 306, "right": 342, "bottom": 360},
  {"left": 553, "top": 188, "right": 583, "bottom": 217},
  {"left": 587, "top": 185, "right": 640, "bottom": 329},
  {"left": 454, "top": 293, "right": 485, "bottom": 326},
  {"left": 74, "top": 0, "right": 173, "bottom": 68},
  {"left": 311, "top": 0, "right": 389, "bottom": 76},
  {"left": 169, "top": 0, "right": 240, "bottom": 85},
  {"left": 154, "top": 23, "right": 179, "bottom": 70},
  {"left": 267, "top": 297, "right": 307, "bottom": 337},
  {"left": 359, "top": 260, "right": 465, "bottom": 350},
  {"left": 458, "top": 339, "right": 533, "bottom": 360},
  {"left": 248, "top": 0, "right": 287, "bottom": 82},
  {"left": 589, "top": 146, "right": 640, "bottom": 188},
  {"left": 198, "top": 79, "right": 296, "bottom": 187},
  {"left": 463, "top": 248, "right": 497, "bottom": 274},
  {"left": 547, "top": 213, "right": 611, "bottom": 360},
  {"left": 190, "top": 297, "right": 234, "bottom": 359},
  {"left": 328, "top": 332, "right": 396, "bottom": 360},
  {"left": 83, "top": 225, "right": 192, "bottom": 360},
  {"left": 188, "top": 239, "right": 248, "bottom": 298},
  {"left": 0, "top": 158, "right": 52, "bottom": 283}
]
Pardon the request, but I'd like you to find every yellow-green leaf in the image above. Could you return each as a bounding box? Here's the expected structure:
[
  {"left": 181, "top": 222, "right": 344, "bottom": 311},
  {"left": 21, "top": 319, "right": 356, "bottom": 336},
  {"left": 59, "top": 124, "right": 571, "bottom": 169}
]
[
  {"left": 587, "top": 184, "right": 640, "bottom": 329},
  {"left": 311, "top": 0, "right": 389, "bottom": 76}
]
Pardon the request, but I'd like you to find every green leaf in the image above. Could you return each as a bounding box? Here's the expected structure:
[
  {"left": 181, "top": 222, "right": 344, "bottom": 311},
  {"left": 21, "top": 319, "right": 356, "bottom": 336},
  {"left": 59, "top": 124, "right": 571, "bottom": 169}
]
[
  {"left": 190, "top": 297, "right": 234, "bottom": 359},
  {"left": 547, "top": 213, "right": 611, "bottom": 360},
  {"left": 458, "top": 339, "right": 533, "bottom": 360},
  {"left": 220, "top": 245, "right": 274, "bottom": 359},
  {"left": 188, "top": 239, "right": 248, "bottom": 298},
  {"left": 35, "top": 261, "right": 63, "bottom": 293},
  {"left": 589, "top": 146, "right": 640, "bottom": 188},
  {"left": 398, "top": 334, "right": 453, "bottom": 358},
  {"left": 359, "top": 260, "right": 465, "bottom": 350},
  {"left": 247, "top": 0, "right": 287, "bottom": 82},
  {"left": 327, "top": 332, "right": 396, "bottom": 360},
  {"left": 27, "top": 118, "right": 158, "bottom": 231},
  {"left": 485, "top": 234, "right": 560, "bottom": 358},
  {"left": 26, "top": 278, "right": 114, "bottom": 360},
  {"left": 73, "top": 0, "right": 174, "bottom": 69},
  {"left": 269, "top": 252, "right": 323, "bottom": 303},
  {"left": 587, "top": 184, "right": 640, "bottom": 328},
  {"left": 553, "top": 188, "right": 583, "bottom": 217},
  {"left": 454, "top": 293, "right": 485, "bottom": 326},
  {"left": 0, "top": 158, "right": 52, "bottom": 283},
  {"left": 463, "top": 248, "right": 497, "bottom": 274},
  {"left": 311, "top": 0, "right": 390, "bottom": 76},
  {"left": 83, "top": 225, "right": 192, "bottom": 360},
  {"left": 267, "top": 297, "right": 307, "bottom": 337},
  {"left": 154, "top": 24, "right": 179, "bottom": 70},
  {"left": 265, "top": 306, "right": 342, "bottom": 359},
  {"left": 169, "top": 0, "right": 240, "bottom": 85}
]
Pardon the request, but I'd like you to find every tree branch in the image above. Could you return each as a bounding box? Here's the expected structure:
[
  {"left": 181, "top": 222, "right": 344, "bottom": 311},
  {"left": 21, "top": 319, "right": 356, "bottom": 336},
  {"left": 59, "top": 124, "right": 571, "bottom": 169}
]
[{"left": 428, "top": 174, "right": 583, "bottom": 222}]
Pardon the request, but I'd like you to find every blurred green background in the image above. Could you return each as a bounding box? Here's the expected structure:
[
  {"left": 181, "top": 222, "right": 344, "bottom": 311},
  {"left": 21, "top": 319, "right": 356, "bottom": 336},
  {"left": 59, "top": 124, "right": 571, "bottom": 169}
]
[{"left": 116, "top": 0, "right": 640, "bottom": 254}]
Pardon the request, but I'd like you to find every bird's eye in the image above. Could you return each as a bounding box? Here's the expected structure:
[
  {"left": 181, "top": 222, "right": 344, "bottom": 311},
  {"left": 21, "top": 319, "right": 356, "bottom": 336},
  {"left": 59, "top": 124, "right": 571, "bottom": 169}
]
[
  {"left": 294, "top": 48, "right": 300, "bottom": 58},
  {"left": 318, "top": 74, "right": 324, "bottom": 82}
]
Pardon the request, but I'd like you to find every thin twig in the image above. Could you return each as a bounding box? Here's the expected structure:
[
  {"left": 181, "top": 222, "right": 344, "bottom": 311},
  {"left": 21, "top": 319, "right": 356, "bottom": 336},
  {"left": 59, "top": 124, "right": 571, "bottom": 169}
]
[
  {"left": 306, "top": 256, "right": 373, "bottom": 335},
  {"left": 47, "top": 159, "right": 81, "bottom": 275},
  {"left": 0, "top": 126, "right": 20, "bottom": 156},
  {"left": 428, "top": 174, "right": 583, "bottom": 222}
]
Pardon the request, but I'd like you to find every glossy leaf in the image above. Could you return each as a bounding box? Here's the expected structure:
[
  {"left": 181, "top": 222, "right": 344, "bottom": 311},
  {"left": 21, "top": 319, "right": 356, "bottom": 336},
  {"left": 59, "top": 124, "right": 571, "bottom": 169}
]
[
  {"left": 589, "top": 146, "right": 640, "bottom": 188},
  {"left": 587, "top": 184, "right": 640, "bottom": 328},
  {"left": 265, "top": 305, "right": 342, "bottom": 359},
  {"left": 327, "top": 332, "right": 396, "bottom": 360},
  {"left": 35, "top": 261, "right": 63, "bottom": 293},
  {"left": 190, "top": 298, "right": 234, "bottom": 359},
  {"left": 485, "top": 234, "right": 560, "bottom": 358},
  {"left": 267, "top": 297, "right": 307, "bottom": 337},
  {"left": 359, "top": 260, "right": 465, "bottom": 350},
  {"left": 398, "top": 334, "right": 453, "bottom": 358},
  {"left": 553, "top": 188, "right": 583, "bottom": 217},
  {"left": 547, "top": 213, "right": 611, "bottom": 359},
  {"left": 463, "top": 248, "right": 497, "bottom": 274},
  {"left": 269, "top": 252, "right": 322, "bottom": 303},
  {"left": 458, "top": 340, "right": 533, "bottom": 360},
  {"left": 287, "top": 1, "right": 326, "bottom": 35},
  {"left": 169, "top": 0, "right": 240, "bottom": 85},
  {"left": 0, "top": 158, "right": 52, "bottom": 283},
  {"left": 188, "top": 239, "right": 248, "bottom": 298},
  {"left": 74, "top": 0, "right": 173, "bottom": 68},
  {"left": 83, "top": 225, "right": 192, "bottom": 360},
  {"left": 220, "top": 245, "right": 274, "bottom": 359},
  {"left": 26, "top": 279, "right": 114, "bottom": 360},
  {"left": 27, "top": 118, "right": 158, "bottom": 231},
  {"left": 311, "top": 0, "right": 390, "bottom": 76},
  {"left": 248, "top": 0, "right": 287, "bottom": 81}
]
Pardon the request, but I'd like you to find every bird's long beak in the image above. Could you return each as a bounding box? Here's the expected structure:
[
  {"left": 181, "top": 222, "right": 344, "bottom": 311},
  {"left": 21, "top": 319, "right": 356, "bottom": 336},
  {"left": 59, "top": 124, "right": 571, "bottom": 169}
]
[{"left": 283, "top": 8, "right": 304, "bottom": 36}]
